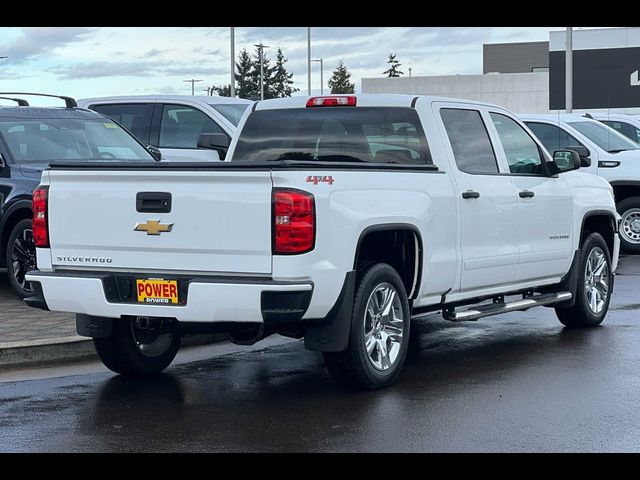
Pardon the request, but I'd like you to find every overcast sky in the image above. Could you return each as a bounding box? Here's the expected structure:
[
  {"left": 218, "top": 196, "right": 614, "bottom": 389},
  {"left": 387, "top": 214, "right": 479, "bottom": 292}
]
[{"left": 0, "top": 27, "right": 568, "bottom": 103}]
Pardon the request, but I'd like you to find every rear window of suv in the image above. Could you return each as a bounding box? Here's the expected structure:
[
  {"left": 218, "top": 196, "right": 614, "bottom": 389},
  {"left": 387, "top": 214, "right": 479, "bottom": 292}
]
[{"left": 233, "top": 107, "right": 431, "bottom": 164}]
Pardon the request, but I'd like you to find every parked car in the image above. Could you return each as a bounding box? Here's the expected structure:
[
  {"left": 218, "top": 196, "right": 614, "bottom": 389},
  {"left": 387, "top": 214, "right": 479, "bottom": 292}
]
[
  {"left": 589, "top": 112, "right": 640, "bottom": 144},
  {"left": 77, "top": 95, "right": 252, "bottom": 162},
  {"left": 0, "top": 92, "right": 158, "bottom": 298},
  {"left": 520, "top": 113, "right": 640, "bottom": 253},
  {"left": 26, "top": 95, "right": 619, "bottom": 390}
]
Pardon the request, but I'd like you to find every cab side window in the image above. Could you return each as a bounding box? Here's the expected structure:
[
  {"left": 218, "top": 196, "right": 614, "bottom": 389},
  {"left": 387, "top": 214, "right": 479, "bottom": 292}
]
[
  {"left": 91, "top": 103, "right": 153, "bottom": 144},
  {"left": 490, "top": 113, "right": 544, "bottom": 175},
  {"left": 159, "top": 104, "right": 225, "bottom": 149},
  {"left": 525, "top": 121, "right": 585, "bottom": 154},
  {"left": 440, "top": 108, "right": 498, "bottom": 174}
]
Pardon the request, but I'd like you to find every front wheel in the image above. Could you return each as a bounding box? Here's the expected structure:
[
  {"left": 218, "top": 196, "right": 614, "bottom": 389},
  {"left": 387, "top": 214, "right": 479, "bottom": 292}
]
[
  {"left": 93, "top": 316, "right": 181, "bottom": 375},
  {"left": 555, "top": 232, "right": 612, "bottom": 328},
  {"left": 617, "top": 196, "right": 640, "bottom": 253},
  {"left": 323, "top": 263, "right": 411, "bottom": 390},
  {"left": 5, "top": 219, "right": 36, "bottom": 298}
]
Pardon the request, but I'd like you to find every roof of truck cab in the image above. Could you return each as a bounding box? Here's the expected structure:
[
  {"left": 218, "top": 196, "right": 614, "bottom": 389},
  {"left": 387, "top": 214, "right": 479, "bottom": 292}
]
[
  {"left": 518, "top": 113, "right": 600, "bottom": 123},
  {"left": 0, "top": 106, "right": 103, "bottom": 120},
  {"left": 78, "top": 95, "right": 252, "bottom": 105},
  {"left": 252, "top": 94, "right": 504, "bottom": 111}
]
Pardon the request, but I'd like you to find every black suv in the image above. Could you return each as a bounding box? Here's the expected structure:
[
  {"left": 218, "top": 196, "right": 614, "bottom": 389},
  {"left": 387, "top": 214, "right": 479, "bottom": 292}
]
[{"left": 0, "top": 93, "right": 159, "bottom": 298}]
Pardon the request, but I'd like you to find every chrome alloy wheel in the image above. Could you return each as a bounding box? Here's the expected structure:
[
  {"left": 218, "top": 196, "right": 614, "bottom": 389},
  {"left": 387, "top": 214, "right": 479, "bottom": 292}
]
[
  {"left": 11, "top": 228, "right": 35, "bottom": 294},
  {"left": 621, "top": 208, "right": 640, "bottom": 245},
  {"left": 131, "top": 318, "right": 174, "bottom": 358},
  {"left": 584, "top": 246, "right": 610, "bottom": 315},
  {"left": 363, "top": 283, "right": 405, "bottom": 371}
]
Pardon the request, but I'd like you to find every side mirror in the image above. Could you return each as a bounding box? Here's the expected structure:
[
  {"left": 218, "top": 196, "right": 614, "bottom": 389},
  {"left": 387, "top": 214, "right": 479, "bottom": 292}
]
[
  {"left": 549, "top": 149, "right": 581, "bottom": 174},
  {"left": 198, "top": 133, "right": 230, "bottom": 160},
  {"left": 146, "top": 145, "right": 162, "bottom": 162},
  {"left": 566, "top": 144, "right": 591, "bottom": 167}
]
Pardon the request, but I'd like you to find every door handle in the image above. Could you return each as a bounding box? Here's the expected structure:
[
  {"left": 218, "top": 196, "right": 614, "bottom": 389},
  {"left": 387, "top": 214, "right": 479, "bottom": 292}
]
[
  {"left": 519, "top": 190, "right": 535, "bottom": 198},
  {"left": 462, "top": 190, "right": 480, "bottom": 199}
]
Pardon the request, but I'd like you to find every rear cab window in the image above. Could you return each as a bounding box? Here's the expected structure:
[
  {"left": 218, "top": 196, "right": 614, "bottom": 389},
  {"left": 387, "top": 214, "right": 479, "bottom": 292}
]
[
  {"left": 232, "top": 107, "right": 431, "bottom": 164},
  {"left": 91, "top": 103, "right": 154, "bottom": 144}
]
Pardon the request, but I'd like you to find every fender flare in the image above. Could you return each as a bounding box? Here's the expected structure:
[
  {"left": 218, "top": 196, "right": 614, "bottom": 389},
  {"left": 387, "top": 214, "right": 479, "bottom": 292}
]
[
  {"left": 305, "top": 223, "right": 423, "bottom": 353},
  {"left": 0, "top": 198, "right": 33, "bottom": 251}
]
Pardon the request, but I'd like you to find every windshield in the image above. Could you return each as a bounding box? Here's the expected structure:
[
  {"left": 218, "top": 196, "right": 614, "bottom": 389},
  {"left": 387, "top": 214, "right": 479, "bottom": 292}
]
[
  {"left": 568, "top": 120, "right": 640, "bottom": 153},
  {"left": 0, "top": 118, "right": 155, "bottom": 163},
  {"left": 233, "top": 107, "right": 431, "bottom": 164},
  {"left": 209, "top": 104, "right": 250, "bottom": 126}
]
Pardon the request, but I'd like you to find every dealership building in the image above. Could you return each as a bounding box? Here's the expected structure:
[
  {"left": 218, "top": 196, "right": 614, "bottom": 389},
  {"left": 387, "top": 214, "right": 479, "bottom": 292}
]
[{"left": 362, "top": 27, "right": 640, "bottom": 114}]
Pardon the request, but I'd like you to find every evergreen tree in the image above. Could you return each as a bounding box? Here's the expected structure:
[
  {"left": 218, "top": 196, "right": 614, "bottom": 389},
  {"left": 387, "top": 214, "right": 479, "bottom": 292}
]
[
  {"left": 211, "top": 84, "right": 231, "bottom": 97},
  {"left": 328, "top": 61, "right": 355, "bottom": 94},
  {"left": 235, "top": 48, "right": 258, "bottom": 99},
  {"left": 250, "top": 45, "right": 276, "bottom": 99},
  {"left": 271, "top": 48, "right": 299, "bottom": 98},
  {"left": 382, "top": 53, "right": 404, "bottom": 77}
]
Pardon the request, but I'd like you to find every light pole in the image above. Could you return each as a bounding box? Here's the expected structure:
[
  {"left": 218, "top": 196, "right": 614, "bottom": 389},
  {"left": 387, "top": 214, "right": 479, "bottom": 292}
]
[
  {"left": 183, "top": 79, "right": 203, "bottom": 96},
  {"left": 409, "top": 67, "right": 412, "bottom": 77},
  {"left": 307, "top": 27, "right": 311, "bottom": 95},
  {"left": 254, "top": 43, "right": 270, "bottom": 100},
  {"left": 311, "top": 58, "right": 323, "bottom": 95},
  {"left": 566, "top": 26, "right": 573, "bottom": 113},
  {"left": 230, "top": 27, "right": 236, "bottom": 98}
]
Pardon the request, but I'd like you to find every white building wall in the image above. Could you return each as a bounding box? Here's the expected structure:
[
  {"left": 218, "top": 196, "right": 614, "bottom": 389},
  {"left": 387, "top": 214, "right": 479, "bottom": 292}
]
[{"left": 362, "top": 72, "right": 549, "bottom": 114}]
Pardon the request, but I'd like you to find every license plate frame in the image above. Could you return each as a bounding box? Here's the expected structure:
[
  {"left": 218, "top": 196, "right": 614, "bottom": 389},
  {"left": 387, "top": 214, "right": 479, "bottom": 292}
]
[{"left": 135, "top": 278, "right": 179, "bottom": 305}]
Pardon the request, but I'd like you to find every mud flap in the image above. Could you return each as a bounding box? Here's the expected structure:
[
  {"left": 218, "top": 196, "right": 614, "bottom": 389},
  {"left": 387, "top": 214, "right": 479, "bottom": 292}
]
[
  {"left": 76, "top": 314, "right": 112, "bottom": 338},
  {"left": 304, "top": 271, "right": 356, "bottom": 352}
]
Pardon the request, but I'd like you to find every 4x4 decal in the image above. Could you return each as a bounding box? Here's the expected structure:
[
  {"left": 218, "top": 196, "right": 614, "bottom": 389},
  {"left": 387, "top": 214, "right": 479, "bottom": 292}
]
[{"left": 306, "top": 175, "right": 334, "bottom": 185}]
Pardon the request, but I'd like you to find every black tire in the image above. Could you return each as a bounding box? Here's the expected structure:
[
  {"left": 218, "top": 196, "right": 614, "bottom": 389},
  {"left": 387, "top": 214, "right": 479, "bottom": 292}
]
[
  {"left": 617, "top": 196, "right": 640, "bottom": 253},
  {"left": 93, "top": 317, "right": 181, "bottom": 375},
  {"left": 555, "top": 232, "right": 612, "bottom": 328},
  {"left": 323, "top": 263, "right": 411, "bottom": 390},
  {"left": 5, "top": 219, "right": 36, "bottom": 299}
]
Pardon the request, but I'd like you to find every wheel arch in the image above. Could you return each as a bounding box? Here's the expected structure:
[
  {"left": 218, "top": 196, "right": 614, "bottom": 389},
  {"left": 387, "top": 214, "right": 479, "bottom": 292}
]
[
  {"left": 353, "top": 223, "right": 423, "bottom": 300},
  {"left": 0, "top": 199, "right": 33, "bottom": 266},
  {"left": 610, "top": 181, "right": 640, "bottom": 204},
  {"left": 580, "top": 209, "right": 617, "bottom": 255}
]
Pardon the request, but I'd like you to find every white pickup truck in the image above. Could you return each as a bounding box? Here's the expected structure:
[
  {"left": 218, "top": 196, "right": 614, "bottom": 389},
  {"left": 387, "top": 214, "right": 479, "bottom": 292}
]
[{"left": 25, "top": 95, "right": 620, "bottom": 390}]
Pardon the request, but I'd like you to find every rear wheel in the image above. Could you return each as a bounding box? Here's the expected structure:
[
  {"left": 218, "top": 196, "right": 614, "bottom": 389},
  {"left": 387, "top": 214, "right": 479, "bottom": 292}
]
[
  {"left": 555, "top": 232, "right": 612, "bottom": 328},
  {"left": 93, "top": 316, "right": 181, "bottom": 375},
  {"left": 5, "top": 219, "right": 36, "bottom": 298},
  {"left": 617, "top": 196, "right": 640, "bottom": 253},
  {"left": 323, "top": 263, "right": 411, "bottom": 390}
]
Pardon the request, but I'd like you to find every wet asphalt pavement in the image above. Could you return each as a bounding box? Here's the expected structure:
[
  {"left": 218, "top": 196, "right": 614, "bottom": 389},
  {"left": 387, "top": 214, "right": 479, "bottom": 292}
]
[{"left": 1, "top": 258, "right": 640, "bottom": 452}]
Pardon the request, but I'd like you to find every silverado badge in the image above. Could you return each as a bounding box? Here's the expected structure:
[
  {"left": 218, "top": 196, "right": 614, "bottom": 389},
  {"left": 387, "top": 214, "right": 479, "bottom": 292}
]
[{"left": 134, "top": 220, "right": 174, "bottom": 236}]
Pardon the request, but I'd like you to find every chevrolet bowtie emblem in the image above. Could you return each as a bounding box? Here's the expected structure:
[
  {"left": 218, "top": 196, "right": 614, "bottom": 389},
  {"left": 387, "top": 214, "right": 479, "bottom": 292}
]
[{"left": 134, "top": 220, "right": 174, "bottom": 236}]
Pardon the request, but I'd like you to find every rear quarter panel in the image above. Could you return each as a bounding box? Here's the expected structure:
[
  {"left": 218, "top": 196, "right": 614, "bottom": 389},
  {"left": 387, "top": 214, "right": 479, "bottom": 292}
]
[{"left": 271, "top": 169, "right": 458, "bottom": 319}]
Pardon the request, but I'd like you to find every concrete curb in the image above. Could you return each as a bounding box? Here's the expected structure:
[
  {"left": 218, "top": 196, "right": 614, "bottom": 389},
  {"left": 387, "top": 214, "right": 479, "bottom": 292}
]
[{"left": 0, "top": 333, "right": 224, "bottom": 369}]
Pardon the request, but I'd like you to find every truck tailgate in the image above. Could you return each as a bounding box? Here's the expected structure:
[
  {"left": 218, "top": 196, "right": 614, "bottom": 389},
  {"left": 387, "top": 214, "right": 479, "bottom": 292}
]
[{"left": 46, "top": 169, "right": 273, "bottom": 275}]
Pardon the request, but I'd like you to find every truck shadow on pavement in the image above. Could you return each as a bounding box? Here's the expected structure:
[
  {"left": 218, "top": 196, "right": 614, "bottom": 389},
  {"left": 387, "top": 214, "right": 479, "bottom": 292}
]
[{"left": 72, "top": 312, "right": 624, "bottom": 452}]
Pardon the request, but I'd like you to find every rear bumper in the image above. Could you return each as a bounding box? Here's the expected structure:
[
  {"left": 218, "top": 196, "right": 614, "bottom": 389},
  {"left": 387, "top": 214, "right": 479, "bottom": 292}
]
[{"left": 25, "top": 270, "right": 313, "bottom": 324}]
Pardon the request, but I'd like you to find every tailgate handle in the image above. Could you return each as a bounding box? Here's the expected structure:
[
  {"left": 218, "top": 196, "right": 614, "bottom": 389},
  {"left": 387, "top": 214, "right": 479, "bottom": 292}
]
[{"left": 136, "top": 192, "right": 172, "bottom": 213}]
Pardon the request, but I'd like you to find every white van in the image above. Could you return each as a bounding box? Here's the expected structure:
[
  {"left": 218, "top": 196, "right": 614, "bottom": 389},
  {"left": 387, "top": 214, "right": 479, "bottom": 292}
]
[{"left": 77, "top": 95, "right": 252, "bottom": 162}]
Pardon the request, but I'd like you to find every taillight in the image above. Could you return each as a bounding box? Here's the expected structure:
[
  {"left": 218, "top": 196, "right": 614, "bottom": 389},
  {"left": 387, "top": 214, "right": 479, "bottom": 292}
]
[
  {"left": 33, "top": 186, "right": 49, "bottom": 248},
  {"left": 306, "top": 96, "right": 356, "bottom": 107},
  {"left": 273, "top": 189, "right": 315, "bottom": 254}
]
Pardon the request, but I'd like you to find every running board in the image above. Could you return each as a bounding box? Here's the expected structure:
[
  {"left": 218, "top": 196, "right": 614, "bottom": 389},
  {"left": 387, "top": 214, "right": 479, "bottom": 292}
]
[{"left": 442, "top": 292, "right": 572, "bottom": 322}]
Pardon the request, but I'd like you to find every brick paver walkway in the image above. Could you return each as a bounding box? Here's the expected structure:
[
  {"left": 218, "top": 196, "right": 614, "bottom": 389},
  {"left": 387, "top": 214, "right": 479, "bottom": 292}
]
[{"left": 0, "top": 271, "right": 75, "bottom": 343}]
